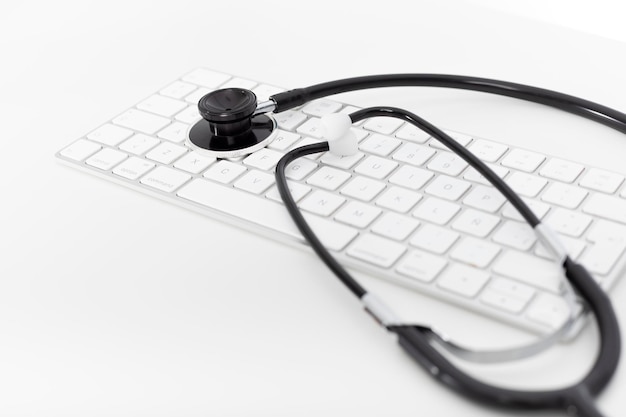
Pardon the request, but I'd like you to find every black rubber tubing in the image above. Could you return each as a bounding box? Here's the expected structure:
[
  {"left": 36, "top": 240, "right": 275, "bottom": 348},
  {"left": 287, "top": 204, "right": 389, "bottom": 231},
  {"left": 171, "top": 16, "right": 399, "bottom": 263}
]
[
  {"left": 270, "top": 74, "right": 626, "bottom": 134},
  {"left": 389, "top": 258, "right": 619, "bottom": 416}
]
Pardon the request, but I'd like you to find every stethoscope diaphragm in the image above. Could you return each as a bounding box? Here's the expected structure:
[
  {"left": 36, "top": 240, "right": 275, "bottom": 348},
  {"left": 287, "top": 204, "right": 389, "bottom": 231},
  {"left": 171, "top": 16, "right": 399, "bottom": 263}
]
[{"left": 186, "top": 88, "right": 276, "bottom": 159}]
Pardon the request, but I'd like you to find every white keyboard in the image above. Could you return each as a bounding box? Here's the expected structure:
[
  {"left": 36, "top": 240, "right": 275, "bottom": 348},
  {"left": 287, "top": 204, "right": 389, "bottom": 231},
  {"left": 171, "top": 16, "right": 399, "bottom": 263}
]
[{"left": 56, "top": 68, "right": 626, "bottom": 336}]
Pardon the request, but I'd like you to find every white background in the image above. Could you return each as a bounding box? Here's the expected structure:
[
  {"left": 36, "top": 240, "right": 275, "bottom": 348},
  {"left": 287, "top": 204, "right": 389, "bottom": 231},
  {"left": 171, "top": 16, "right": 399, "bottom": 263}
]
[
  {"left": 472, "top": 0, "right": 626, "bottom": 43},
  {"left": 1, "top": 1, "right": 626, "bottom": 416}
]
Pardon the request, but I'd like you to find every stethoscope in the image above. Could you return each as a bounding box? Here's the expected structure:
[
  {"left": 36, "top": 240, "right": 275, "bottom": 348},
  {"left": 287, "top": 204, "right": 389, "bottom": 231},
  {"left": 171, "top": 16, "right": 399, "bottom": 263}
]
[{"left": 185, "top": 74, "right": 622, "bottom": 416}]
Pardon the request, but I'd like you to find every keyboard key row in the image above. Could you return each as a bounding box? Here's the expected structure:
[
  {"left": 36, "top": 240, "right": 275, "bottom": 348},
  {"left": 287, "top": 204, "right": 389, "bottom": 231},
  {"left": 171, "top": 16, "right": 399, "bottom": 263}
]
[{"left": 177, "top": 178, "right": 358, "bottom": 251}]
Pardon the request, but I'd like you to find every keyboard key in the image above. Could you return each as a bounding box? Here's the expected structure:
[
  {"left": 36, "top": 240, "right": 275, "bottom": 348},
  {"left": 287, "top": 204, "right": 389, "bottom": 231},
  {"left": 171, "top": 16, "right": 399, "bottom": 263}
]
[
  {"left": 363, "top": 117, "right": 403, "bottom": 135},
  {"left": 173, "top": 151, "right": 216, "bottom": 174},
  {"left": 298, "top": 190, "right": 345, "bottom": 216},
  {"left": 375, "top": 186, "right": 422, "bottom": 213},
  {"left": 395, "top": 124, "right": 430, "bottom": 143},
  {"left": 340, "top": 176, "right": 386, "bottom": 201},
  {"left": 275, "top": 110, "right": 307, "bottom": 131},
  {"left": 462, "top": 185, "right": 506, "bottom": 213},
  {"left": 119, "top": 134, "right": 160, "bottom": 155},
  {"left": 583, "top": 193, "right": 626, "bottom": 224},
  {"left": 184, "top": 87, "right": 212, "bottom": 105},
  {"left": 182, "top": 68, "right": 230, "bottom": 88},
  {"left": 427, "top": 152, "right": 468, "bottom": 176},
  {"left": 580, "top": 241, "right": 626, "bottom": 276},
  {"left": 450, "top": 236, "right": 500, "bottom": 268},
  {"left": 306, "top": 166, "right": 352, "bottom": 190},
  {"left": 86, "top": 148, "right": 128, "bottom": 171},
  {"left": 413, "top": 197, "right": 460, "bottom": 225},
  {"left": 392, "top": 143, "right": 436, "bottom": 166},
  {"left": 203, "top": 160, "right": 247, "bottom": 184},
  {"left": 335, "top": 201, "right": 381, "bottom": 228},
  {"left": 424, "top": 175, "right": 471, "bottom": 201},
  {"left": 410, "top": 224, "right": 459, "bottom": 254},
  {"left": 505, "top": 172, "right": 547, "bottom": 197},
  {"left": 268, "top": 130, "right": 301, "bottom": 151},
  {"left": 113, "top": 109, "right": 170, "bottom": 134},
  {"left": 371, "top": 212, "right": 420, "bottom": 241},
  {"left": 140, "top": 166, "right": 191, "bottom": 192},
  {"left": 526, "top": 293, "right": 572, "bottom": 329},
  {"left": 587, "top": 219, "right": 626, "bottom": 245},
  {"left": 480, "top": 278, "right": 535, "bottom": 314},
  {"left": 359, "top": 134, "right": 402, "bottom": 156},
  {"left": 60, "top": 139, "right": 101, "bottom": 161},
  {"left": 546, "top": 208, "right": 592, "bottom": 237},
  {"left": 296, "top": 118, "right": 324, "bottom": 139},
  {"left": 177, "top": 178, "right": 357, "bottom": 251},
  {"left": 501, "top": 149, "right": 545, "bottom": 172},
  {"left": 347, "top": 234, "right": 406, "bottom": 268},
  {"left": 388, "top": 166, "right": 433, "bottom": 190},
  {"left": 113, "top": 157, "right": 155, "bottom": 180},
  {"left": 303, "top": 215, "right": 359, "bottom": 251},
  {"left": 145, "top": 142, "right": 187, "bottom": 164},
  {"left": 137, "top": 94, "right": 187, "bottom": 117},
  {"left": 396, "top": 250, "right": 447, "bottom": 282},
  {"left": 302, "top": 99, "right": 342, "bottom": 117},
  {"left": 243, "top": 148, "right": 284, "bottom": 171},
  {"left": 437, "top": 264, "right": 490, "bottom": 298},
  {"left": 234, "top": 170, "right": 275, "bottom": 195},
  {"left": 541, "top": 182, "right": 588, "bottom": 209},
  {"left": 539, "top": 158, "right": 584, "bottom": 183},
  {"left": 87, "top": 123, "right": 133, "bottom": 146},
  {"left": 467, "top": 139, "right": 508, "bottom": 162},
  {"left": 492, "top": 220, "right": 536, "bottom": 251},
  {"left": 354, "top": 156, "right": 398, "bottom": 179},
  {"left": 266, "top": 181, "right": 311, "bottom": 203},
  {"left": 579, "top": 168, "right": 624, "bottom": 193},
  {"left": 492, "top": 250, "right": 562, "bottom": 293},
  {"left": 321, "top": 152, "right": 365, "bottom": 169},
  {"left": 452, "top": 209, "right": 500, "bottom": 237},
  {"left": 157, "top": 121, "right": 189, "bottom": 143},
  {"left": 160, "top": 81, "right": 196, "bottom": 99},
  {"left": 174, "top": 106, "right": 201, "bottom": 124}
]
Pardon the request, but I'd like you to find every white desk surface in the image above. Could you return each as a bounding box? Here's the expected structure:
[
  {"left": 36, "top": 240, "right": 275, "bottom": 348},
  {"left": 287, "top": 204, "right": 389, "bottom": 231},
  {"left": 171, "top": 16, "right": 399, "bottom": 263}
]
[{"left": 1, "top": 1, "right": 626, "bottom": 416}]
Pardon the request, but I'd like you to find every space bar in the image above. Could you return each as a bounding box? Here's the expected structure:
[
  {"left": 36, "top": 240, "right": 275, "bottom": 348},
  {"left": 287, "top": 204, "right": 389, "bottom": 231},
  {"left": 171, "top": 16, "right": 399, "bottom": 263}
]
[{"left": 177, "top": 178, "right": 358, "bottom": 251}]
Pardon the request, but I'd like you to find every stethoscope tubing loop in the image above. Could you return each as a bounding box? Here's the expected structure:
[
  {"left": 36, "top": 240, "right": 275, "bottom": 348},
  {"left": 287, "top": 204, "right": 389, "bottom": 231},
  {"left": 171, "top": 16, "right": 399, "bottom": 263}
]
[
  {"left": 270, "top": 73, "right": 626, "bottom": 416},
  {"left": 275, "top": 106, "right": 620, "bottom": 417}
]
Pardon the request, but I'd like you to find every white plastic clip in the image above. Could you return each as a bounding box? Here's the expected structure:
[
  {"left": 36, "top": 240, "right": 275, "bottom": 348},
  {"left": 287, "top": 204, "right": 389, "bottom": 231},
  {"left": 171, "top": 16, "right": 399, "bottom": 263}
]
[{"left": 320, "top": 113, "right": 358, "bottom": 156}]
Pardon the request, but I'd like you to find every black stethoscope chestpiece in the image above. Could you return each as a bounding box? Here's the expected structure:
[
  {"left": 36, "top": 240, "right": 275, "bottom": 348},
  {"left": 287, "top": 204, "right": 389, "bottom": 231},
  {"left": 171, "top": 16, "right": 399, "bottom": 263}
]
[{"left": 187, "top": 88, "right": 276, "bottom": 158}]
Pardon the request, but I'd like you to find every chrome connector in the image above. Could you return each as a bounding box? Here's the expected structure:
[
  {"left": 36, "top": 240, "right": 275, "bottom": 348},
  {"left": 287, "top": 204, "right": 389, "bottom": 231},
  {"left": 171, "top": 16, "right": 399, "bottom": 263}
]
[
  {"left": 361, "top": 293, "right": 402, "bottom": 327},
  {"left": 254, "top": 99, "right": 277, "bottom": 116}
]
